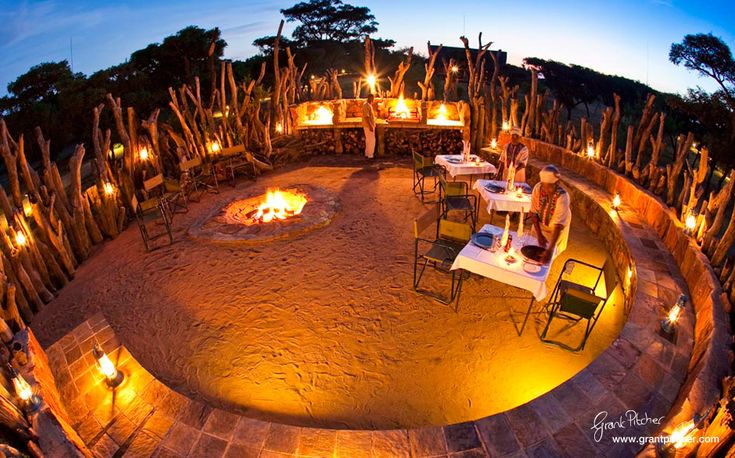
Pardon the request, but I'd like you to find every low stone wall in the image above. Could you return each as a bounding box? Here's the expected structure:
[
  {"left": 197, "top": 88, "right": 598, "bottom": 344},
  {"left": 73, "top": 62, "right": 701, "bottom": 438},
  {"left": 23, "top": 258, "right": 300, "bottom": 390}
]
[{"left": 507, "top": 134, "right": 732, "bottom": 440}]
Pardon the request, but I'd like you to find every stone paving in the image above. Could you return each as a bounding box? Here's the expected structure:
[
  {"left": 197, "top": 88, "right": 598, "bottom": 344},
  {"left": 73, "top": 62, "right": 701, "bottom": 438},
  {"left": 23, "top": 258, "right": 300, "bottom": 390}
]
[{"left": 40, "top": 160, "right": 693, "bottom": 457}]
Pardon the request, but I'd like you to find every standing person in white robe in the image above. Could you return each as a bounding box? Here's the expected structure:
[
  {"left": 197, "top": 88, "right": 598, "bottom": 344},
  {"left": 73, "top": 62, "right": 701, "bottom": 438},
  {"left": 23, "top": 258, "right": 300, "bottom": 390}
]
[
  {"left": 500, "top": 127, "right": 529, "bottom": 182},
  {"left": 529, "top": 165, "right": 571, "bottom": 263},
  {"left": 362, "top": 93, "right": 376, "bottom": 159}
]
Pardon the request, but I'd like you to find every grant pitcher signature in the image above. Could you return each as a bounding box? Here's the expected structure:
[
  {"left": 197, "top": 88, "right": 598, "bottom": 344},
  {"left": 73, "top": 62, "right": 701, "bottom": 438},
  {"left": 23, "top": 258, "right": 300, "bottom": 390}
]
[{"left": 591, "top": 410, "right": 665, "bottom": 442}]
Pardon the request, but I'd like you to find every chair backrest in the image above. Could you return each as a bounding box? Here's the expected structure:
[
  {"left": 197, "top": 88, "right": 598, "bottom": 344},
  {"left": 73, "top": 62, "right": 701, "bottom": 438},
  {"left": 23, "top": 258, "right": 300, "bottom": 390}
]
[
  {"left": 414, "top": 205, "right": 440, "bottom": 238},
  {"left": 220, "top": 144, "right": 246, "bottom": 157},
  {"left": 412, "top": 151, "right": 432, "bottom": 170},
  {"left": 602, "top": 258, "right": 619, "bottom": 298},
  {"left": 143, "top": 174, "right": 164, "bottom": 192},
  {"left": 439, "top": 174, "right": 465, "bottom": 197},
  {"left": 439, "top": 219, "right": 472, "bottom": 244},
  {"left": 180, "top": 156, "right": 202, "bottom": 172}
]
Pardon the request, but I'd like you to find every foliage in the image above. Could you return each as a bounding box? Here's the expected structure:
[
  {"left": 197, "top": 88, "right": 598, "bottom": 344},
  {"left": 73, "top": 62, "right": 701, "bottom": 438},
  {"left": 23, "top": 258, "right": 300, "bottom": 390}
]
[{"left": 281, "top": 0, "right": 377, "bottom": 44}]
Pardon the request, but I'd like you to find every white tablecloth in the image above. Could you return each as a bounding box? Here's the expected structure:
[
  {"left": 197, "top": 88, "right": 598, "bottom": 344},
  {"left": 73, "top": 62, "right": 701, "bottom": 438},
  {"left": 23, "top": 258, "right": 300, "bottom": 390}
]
[
  {"left": 451, "top": 224, "right": 552, "bottom": 301},
  {"left": 435, "top": 155, "right": 497, "bottom": 178},
  {"left": 474, "top": 179, "right": 532, "bottom": 213}
]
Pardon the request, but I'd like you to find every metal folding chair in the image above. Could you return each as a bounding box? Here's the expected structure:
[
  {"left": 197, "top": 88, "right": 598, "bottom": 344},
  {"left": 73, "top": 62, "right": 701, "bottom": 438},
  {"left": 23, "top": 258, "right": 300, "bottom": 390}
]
[
  {"left": 412, "top": 151, "right": 441, "bottom": 202},
  {"left": 540, "top": 258, "right": 619, "bottom": 351},
  {"left": 438, "top": 173, "right": 477, "bottom": 230},
  {"left": 131, "top": 194, "right": 173, "bottom": 251},
  {"left": 413, "top": 205, "right": 471, "bottom": 308},
  {"left": 180, "top": 156, "right": 218, "bottom": 202}
]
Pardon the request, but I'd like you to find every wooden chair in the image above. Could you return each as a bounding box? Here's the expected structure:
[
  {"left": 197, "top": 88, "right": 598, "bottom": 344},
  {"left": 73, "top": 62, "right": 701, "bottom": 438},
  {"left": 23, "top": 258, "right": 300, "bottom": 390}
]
[
  {"left": 412, "top": 151, "right": 440, "bottom": 202},
  {"left": 131, "top": 193, "right": 173, "bottom": 251},
  {"left": 413, "top": 205, "right": 472, "bottom": 308},
  {"left": 540, "top": 258, "right": 619, "bottom": 351},
  {"left": 180, "top": 156, "right": 218, "bottom": 202},
  {"left": 438, "top": 173, "right": 477, "bottom": 230}
]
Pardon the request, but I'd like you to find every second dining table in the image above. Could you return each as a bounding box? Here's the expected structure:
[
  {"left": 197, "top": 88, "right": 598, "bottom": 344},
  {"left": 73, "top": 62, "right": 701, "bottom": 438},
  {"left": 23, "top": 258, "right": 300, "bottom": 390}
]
[
  {"left": 474, "top": 179, "right": 532, "bottom": 215},
  {"left": 434, "top": 154, "right": 497, "bottom": 181}
]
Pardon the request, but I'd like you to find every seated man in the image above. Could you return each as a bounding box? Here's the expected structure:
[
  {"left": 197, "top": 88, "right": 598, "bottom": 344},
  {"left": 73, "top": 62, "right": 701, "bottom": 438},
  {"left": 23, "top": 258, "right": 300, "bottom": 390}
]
[
  {"left": 529, "top": 165, "right": 571, "bottom": 263},
  {"left": 499, "top": 127, "right": 529, "bottom": 182}
]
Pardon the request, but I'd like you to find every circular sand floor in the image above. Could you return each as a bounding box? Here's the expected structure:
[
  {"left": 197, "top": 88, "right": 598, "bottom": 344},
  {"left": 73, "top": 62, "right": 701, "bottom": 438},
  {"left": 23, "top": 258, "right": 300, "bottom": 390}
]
[{"left": 32, "top": 157, "right": 627, "bottom": 429}]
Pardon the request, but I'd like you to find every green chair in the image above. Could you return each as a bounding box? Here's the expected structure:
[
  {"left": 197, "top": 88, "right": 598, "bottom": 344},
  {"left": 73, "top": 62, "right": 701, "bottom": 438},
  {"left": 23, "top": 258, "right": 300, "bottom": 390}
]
[
  {"left": 412, "top": 151, "right": 441, "bottom": 202},
  {"left": 131, "top": 193, "right": 173, "bottom": 251},
  {"left": 216, "top": 144, "right": 257, "bottom": 186},
  {"left": 180, "top": 156, "right": 219, "bottom": 202},
  {"left": 540, "top": 258, "right": 619, "bottom": 351},
  {"left": 143, "top": 173, "right": 187, "bottom": 218},
  {"left": 413, "top": 205, "right": 472, "bottom": 308},
  {"left": 438, "top": 173, "right": 477, "bottom": 230}
]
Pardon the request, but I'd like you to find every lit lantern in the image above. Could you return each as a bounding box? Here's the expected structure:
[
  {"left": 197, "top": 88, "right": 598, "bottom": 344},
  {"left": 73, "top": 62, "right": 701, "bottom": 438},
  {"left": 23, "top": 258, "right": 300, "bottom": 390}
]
[
  {"left": 669, "top": 419, "right": 696, "bottom": 449},
  {"left": 22, "top": 194, "right": 33, "bottom": 217},
  {"left": 93, "top": 343, "right": 124, "bottom": 388},
  {"left": 502, "top": 121, "right": 510, "bottom": 132},
  {"left": 661, "top": 294, "right": 687, "bottom": 333},
  {"left": 139, "top": 147, "right": 149, "bottom": 161},
  {"left": 627, "top": 268, "right": 633, "bottom": 281},
  {"left": 340, "top": 69, "right": 346, "bottom": 74},
  {"left": 451, "top": 65, "right": 459, "bottom": 74},
  {"left": 366, "top": 74, "right": 377, "bottom": 93},
  {"left": 103, "top": 182, "right": 114, "bottom": 196},
  {"left": 310, "top": 74, "right": 316, "bottom": 80},
  {"left": 15, "top": 231, "right": 27, "bottom": 248},
  {"left": 612, "top": 192, "right": 621, "bottom": 211},
  {"left": 213, "top": 110, "right": 223, "bottom": 119},
  {"left": 8, "top": 365, "right": 40, "bottom": 411},
  {"left": 491, "top": 138, "right": 498, "bottom": 150},
  {"left": 112, "top": 143, "right": 124, "bottom": 160},
  {"left": 685, "top": 211, "right": 697, "bottom": 234},
  {"left": 586, "top": 144, "right": 595, "bottom": 159},
  {"left": 275, "top": 122, "right": 283, "bottom": 134},
  {"left": 210, "top": 141, "right": 221, "bottom": 154}
]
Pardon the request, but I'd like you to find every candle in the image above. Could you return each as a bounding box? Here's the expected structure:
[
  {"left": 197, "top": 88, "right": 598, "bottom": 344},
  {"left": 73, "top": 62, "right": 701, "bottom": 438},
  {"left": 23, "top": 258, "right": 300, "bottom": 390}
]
[
  {"left": 518, "top": 211, "right": 524, "bottom": 238},
  {"left": 500, "top": 215, "right": 510, "bottom": 247}
]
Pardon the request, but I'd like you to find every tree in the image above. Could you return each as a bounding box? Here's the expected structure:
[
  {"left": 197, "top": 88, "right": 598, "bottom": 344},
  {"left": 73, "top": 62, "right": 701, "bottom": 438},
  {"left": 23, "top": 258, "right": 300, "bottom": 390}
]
[
  {"left": 670, "top": 33, "right": 735, "bottom": 172},
  {"left": 281, "top": 0, "right": 378, "bottom": 44}
]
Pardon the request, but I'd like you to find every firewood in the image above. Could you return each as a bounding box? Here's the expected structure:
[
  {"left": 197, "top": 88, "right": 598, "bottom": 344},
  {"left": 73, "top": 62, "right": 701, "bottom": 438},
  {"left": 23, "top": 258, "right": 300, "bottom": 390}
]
[{"left": 666, "top": 132, "right": 695, "bottom": 206}]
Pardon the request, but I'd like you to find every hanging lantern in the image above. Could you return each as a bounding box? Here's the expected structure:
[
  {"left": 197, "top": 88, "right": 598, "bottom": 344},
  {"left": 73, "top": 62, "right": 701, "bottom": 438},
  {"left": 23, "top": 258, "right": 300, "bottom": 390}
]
[
  {"left": 112, "top": 143, "right": 124, "bottom": 160},
  {"left": 451, "top": 65, "right": 459, "bottom": 74},
  {"left": 612, "top": 192, "right": 621, "bottom": 211},
  {"left": 502, "top": 121, "right": 510, "bottom": 132},
  {"left": 275, "top": 122, "right": 284, "bottom": 134},
  {"left": 685, "top": 211, "right": 697, "bottom": 234},
  {"left": 491, "top": 138, "right": 498, "bottom": 149},
  {"left": 22, "top": 194, "right": 33, "bottom": 217},
  {"left": 103, "top": 182, "right": 115, "bottom": 196},
  {"left": 209, "top": 141, "right": 221, "bottom": 154},
  {"left": 93, "top": 343, "right": 124, "bottom": 388},
  {"left": 8, "top": 365, "right": 40, "bottom": 412},
  {"left": 139, "top": 147, "right": 149, "bottom": 161},
  {"left": 661, "top": 294, "right": 687, "bottom": 333},
  {"left": 586, "top": 144, "right": 595, "bottom": 159},
  {"left": 14, "top": 231, "right": 27, "bottom": 248}
]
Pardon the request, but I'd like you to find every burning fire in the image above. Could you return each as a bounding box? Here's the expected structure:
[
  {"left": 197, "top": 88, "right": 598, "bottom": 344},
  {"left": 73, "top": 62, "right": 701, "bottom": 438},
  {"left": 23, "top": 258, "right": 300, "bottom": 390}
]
[
  {"left": 253, "top": 189, "right": 308, "bottom": 223},
  {"left": 304, "top": 105, "right": 333, "bottom": 125},
  {"left": 392, "top": 94, "right": 412, "bottom": 119},
  {"left": 436, "top": 103, "right": 448, "bottom": 121}
]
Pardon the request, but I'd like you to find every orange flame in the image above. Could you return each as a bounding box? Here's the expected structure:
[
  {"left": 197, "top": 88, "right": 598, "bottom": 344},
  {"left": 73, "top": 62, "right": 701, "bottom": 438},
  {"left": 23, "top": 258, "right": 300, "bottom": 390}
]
[
  {"left": 393, "top": 94, "right": 411, "bottom": 119},
  {"left": 254, "top": 189, "right": 308, "bottom": 223}
]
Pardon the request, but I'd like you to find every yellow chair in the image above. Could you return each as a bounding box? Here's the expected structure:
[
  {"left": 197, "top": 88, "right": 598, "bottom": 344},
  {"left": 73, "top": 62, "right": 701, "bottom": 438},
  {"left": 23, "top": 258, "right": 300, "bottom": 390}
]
[
  {"left": 412, "top": 151, "right": 441, "bottom": 202},
  {"left": 438, "top": 173, "right": 477, "bottom": 230}
]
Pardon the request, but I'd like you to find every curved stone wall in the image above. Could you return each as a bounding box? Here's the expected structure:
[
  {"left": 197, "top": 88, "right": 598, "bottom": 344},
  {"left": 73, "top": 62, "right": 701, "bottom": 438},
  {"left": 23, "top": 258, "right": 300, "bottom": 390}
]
[{"left": 513, "top": 135, "right": 731, "bottom": 444}]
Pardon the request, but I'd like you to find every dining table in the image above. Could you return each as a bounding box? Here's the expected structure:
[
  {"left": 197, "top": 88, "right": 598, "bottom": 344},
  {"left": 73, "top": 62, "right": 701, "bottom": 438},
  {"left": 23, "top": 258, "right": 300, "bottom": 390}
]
[
  {"left": 434, "top": 154, "right": 497, "bottom": 181},
  {"left": 474, "top": 179, "right": 532, "bottom": 215},
  {"left": 451, "top": 223, "right": 556, "bottom": 335}
]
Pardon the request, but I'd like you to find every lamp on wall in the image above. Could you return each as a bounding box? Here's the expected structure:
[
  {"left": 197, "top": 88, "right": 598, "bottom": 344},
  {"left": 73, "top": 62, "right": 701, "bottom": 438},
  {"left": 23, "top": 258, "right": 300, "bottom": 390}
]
[{"left": 93, "top": 344, "right": 124, "bottom": 388}]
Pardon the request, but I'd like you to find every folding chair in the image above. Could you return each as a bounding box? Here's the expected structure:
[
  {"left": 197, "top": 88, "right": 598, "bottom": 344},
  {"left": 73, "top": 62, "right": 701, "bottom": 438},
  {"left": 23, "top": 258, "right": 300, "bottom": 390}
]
[
  {"left": 540, "top": 258, "right": 619, "bottom": 351},
  {"left": 180, "top": 156, "right": 218, "bottom": 202},
  {"left": 412, "top": 151, "right": 441, "bottom": 202},
  {"left": 439, "top": 173, "right": 477, "bottom": 230},
  {"left": 144, "top": 174, "right": 187, "bottom": 217},
  {"left": 217, "top": 145, "right": 257, "bottom": 186},
  {"left": 413, "top": 205, "right": 472, "bottom": 308},
  {"left": 131, "top": 194, "right": 173, "bottom": 251}
]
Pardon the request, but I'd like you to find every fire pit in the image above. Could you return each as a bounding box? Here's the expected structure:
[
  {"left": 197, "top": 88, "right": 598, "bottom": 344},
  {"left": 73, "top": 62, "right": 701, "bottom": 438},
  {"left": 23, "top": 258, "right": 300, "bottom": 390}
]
[
  {"left": 188, "top": 185, "right": 338, "bottom": 245},
  {"left": 226, "top": 188, "right": 308, "bottom": 225}
]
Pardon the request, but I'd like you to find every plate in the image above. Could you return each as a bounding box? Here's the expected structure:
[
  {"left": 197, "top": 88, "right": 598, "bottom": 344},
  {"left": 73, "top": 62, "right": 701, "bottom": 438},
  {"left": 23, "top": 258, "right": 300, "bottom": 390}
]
[
  {"left": 484, "top": 184, "right": 504, "bottom": 193},
  {"left": 445, "top": 157, "right": 462, "bottom": 164},
  {"left": 471, "top": 232, "right": 495, "bottom": 249},
  {"left": 520, "top": 245, "right": 546, "bottom": 265},
  {"left": 520, "top": 183, "right": 533, "bottom": 194},
  {"left": 523, "top": 262, "right": 542, "bottom": 274}
]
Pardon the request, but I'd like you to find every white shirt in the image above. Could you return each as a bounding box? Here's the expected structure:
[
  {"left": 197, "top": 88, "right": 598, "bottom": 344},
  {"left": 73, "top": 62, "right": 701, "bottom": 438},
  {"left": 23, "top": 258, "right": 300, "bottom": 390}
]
[{"left": 530, "top": 183, "right": 571, "bottom": 254}]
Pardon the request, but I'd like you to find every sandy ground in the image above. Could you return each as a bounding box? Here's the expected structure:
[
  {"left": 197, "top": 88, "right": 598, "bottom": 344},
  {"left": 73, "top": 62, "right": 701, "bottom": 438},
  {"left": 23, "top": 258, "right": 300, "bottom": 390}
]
[{"left": 32, "top": 157, "right": 626, "bottom": 430}]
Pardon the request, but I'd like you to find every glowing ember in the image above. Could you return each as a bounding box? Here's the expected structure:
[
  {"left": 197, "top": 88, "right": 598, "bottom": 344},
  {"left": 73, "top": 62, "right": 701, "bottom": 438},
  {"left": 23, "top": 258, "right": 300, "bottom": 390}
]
[
  {"left": 252, "top": 189, "right": 308, "bottom": 223},
  {"left": 393, "top": 94, "right": 412, "bottom": 119}
]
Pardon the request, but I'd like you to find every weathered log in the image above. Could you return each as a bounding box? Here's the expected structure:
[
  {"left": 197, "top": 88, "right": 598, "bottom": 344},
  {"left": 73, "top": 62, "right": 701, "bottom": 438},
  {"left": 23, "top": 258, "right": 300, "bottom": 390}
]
[
  {"left": 704, "top": 170, "right": 735, "bottom": 255},
  {"left": 666, "top": 132, "right": 695, "bottom": 206},
  {"left": 420, "top": 42, "right": 442, "bottom": 101}
]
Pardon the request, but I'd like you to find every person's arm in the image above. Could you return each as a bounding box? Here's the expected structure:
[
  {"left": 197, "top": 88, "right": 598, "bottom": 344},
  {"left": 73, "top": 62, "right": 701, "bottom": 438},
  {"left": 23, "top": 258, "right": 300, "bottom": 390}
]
[
  {"left": 540, "top": 225, "right": 563, "bottom": 262},
  {"left": 529, "top": 185, "right": 547, "bottom": 246},
  {"left": 516, "top": 146, "right": 529, "bottom": 171}
]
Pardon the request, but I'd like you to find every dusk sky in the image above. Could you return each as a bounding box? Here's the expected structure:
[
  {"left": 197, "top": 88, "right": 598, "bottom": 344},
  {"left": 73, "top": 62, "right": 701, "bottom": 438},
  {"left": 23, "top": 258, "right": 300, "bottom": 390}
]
[{"left": 1, "top": 0, "right": 734, "bottom": 97}]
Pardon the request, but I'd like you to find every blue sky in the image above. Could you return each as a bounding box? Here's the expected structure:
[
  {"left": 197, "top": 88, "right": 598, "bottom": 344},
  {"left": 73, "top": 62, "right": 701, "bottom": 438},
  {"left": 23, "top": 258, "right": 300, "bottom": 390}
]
[{"left": 1, "top": 0, "right": 733, "bottom": 96}]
